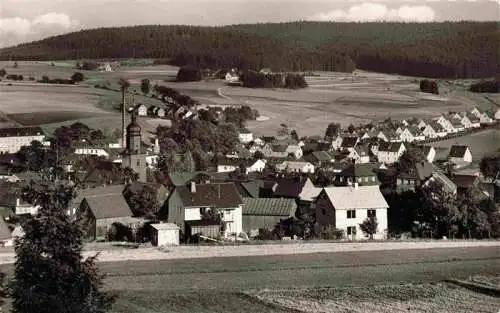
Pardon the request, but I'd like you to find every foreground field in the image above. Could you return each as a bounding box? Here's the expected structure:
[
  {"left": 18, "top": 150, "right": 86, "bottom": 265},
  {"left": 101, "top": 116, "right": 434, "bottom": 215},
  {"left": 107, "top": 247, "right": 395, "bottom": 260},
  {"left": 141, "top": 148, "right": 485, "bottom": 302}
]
[
  {"left": 251, "top": 282, "right": 499, "bottom": 313},
  {"left": 102, "top": 246, "right": 498, "bottom": 313}
]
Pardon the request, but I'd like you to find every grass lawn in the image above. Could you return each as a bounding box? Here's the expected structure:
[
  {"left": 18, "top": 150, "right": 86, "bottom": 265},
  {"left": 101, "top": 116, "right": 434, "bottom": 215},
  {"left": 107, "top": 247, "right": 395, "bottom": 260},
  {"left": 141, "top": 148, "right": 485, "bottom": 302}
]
[{"left": 100, "top": 247, "right": 499, "bottom": 313}]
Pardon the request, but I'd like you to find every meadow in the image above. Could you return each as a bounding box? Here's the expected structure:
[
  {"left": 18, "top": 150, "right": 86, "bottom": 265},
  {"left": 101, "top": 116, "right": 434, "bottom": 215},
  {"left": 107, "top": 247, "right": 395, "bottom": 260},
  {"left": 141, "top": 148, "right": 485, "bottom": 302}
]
[
  {"left": 0, "top": 60, "right": 497, "bottom": 139},
  {"left": 102, "top": 247, "right": 499, "bottom": 313}
]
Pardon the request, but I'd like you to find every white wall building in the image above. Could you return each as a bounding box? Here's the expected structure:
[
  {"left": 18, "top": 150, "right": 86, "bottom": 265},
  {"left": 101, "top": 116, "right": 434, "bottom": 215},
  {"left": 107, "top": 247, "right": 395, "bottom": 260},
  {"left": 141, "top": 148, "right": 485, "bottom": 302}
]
[
  {"left": 238, "top": 131, "right": 254, "bottom": 144},
  {"left": 74, "top": 147, "right": 110, "bottom": 158},
  {"left": 0, "top": 127, "right": 45, "bottom": 153},
  {"left": 150, "top": 223, "right": 180, "bottom": 246}
]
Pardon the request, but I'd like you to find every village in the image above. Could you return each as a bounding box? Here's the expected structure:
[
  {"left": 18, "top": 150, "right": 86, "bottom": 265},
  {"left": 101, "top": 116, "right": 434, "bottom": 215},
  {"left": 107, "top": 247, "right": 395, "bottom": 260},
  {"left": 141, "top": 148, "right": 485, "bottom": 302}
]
[{"left": 0, "top": 88, "right": 498, "bottom": 247}]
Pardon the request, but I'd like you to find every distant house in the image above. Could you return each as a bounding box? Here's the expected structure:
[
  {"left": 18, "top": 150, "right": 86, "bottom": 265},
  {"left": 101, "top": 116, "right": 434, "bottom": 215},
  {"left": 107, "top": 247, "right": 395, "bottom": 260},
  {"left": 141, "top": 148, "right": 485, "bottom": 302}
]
[
  {"left": 315, "top": 185, "right": 389, "bottom": 240},
  {"left": 0, "top": 188, "right": 40, "bottom": 216},
  {"left": 466, "top": 113, "right": 481, "bottom": 128},
  {"left": 348, "top": 145, "right": 370, "bottom": 164},
  {"left": 494, "top": 109, "right": 500, "bottom": 120},
  {"left": 335, "top": 163, "right": 379, "bottom": 186},
  {"left": 478, "top": 112, "right": 494, "bottom": 124},
  {"left": 166, "top": 182, "right": 244, "bottom": 238},
  {"left": 276, "top": 161, "right": 315, "bottom": 174},
  {"left": 100, "top": 63, "right": 113, "bottom": 72},
  {"left": 456, "top": 114, "right": 473, "bottom": 129},
  {"left": 331, "top": 135, "right": 344, "bottom": 150},
  {"left": 340, "top": 137, "right": 359, "bottom": 152},
  {"left": 216, "top": 158, "right": 266, "bottom": 174},
  {"left": 395, "top": 127, "right": 404, "bottom": 135},
  {"left": 399, "top": 127, "right": 425, "bottom": 142},
  {"left": 401, "top": 119, "right": 409, "bottom": 127},
  {"left": 242, "top": 197, "right": 297, "bottom": 237},
  {"left": 435, "top": 116, "right": 455, "bottom": 133},
  {"left": 272, "top": 177, "right": 308, "bottom": 199},
  {"left": 376, "top": 131, "right": 388, "bottom": 142},
  {"left": 417, "top": 119, "right": 427, "bottom": 129},
  {"left": 377, "top": 142, "right": 406, "bottom": 164},
  {"left": 259, "top": 68, "right": 272, "bottom": 74},
  {"left": 0, "top": 218, "right": 12, "bottom": 247},
  {"left": 396, "top": 161, "right": 434, "bottom": 192},
  {"left": 238, "top": 130, "right": 254, "bottom": 144},
  {"left": 0, "top": 127, "right": 45, "bottom": 154},
  {"left": 450, "top": 174, "right": 479, "bottom": 194},
  {"left": 298, "top": 177, "right": 322, "bottom": 204},
  {"left": 307, "top": 151, "right": 334, "bottom": 166},
  {"left": 261, "top": 144, "right": 302, "bottom": 159},
  {"left": 74, "top": 145, "right": 110, "bottom": 158},
  {"left": 225, "top": 69, "right": 240, "bottom": 83},
  {"left": 75, "top": 188, "right": 139, "bottom": 241},
  {"left": 420, "top": 146, "right": 436, "bottom": 163},
  {"left": 136, "top": 104, "right": 148, "bottom": 116},
  {"left": 450, "top": 119, "right": 465, "bottom": 133},
  {"left": 470, "top": 107, "right": 481, "bottom": 117},
  {"left": 448, "top": 145, "right": 472, "bottom": 167},
  {"left": 423, "top": 121, "right": 447, "bottom": 138}
]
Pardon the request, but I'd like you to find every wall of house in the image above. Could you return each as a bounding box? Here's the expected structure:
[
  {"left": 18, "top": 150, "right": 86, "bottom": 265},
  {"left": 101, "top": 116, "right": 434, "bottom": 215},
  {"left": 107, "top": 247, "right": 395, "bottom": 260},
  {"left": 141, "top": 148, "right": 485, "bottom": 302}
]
[
  {"left": 315, "top": 191, "right": 336, "bottom": 228},
  {"left": 95, "top": 217, "right": 138, "bottom": 240},
  {"left": 185, "top": 207, "right": 202, "bottom": 221},
  {"left": 76, "top": 200, "right": 97, "bottom": 241},
  {"left": 74, "top": 148, "right": 109, "bottom": 158},
  {"left": 336, "top": 208, "right": 388, "bottom": 240},
  {"left": 223, "top": 205, "right": 243, "bottom": 236},
  {"left": 217, "top": 165, "right": 237, "bottom": 173},
  {"left": 167, "top": 190, "right": 186, "bottom": 231},
  {"left": 0, "top": 136, "right": 45, "bottom": 153},
  {"left": 464, "top": 150, "right": 473, "bottom": 163}
]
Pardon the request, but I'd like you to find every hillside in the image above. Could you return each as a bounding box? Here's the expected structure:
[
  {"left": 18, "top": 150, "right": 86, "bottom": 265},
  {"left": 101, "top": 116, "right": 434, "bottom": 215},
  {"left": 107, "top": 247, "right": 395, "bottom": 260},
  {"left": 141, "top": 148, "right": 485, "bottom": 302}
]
[{"left": 0, "top": 22, "right": 499, "bottom": 78}]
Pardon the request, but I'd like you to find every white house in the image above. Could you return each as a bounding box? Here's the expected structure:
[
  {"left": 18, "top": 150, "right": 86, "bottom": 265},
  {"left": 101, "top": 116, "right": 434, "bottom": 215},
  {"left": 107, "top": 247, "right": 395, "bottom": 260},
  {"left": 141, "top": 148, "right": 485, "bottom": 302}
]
[
  {"left": 448, "top": 145, "right": 472, "bottom": 167},
  {"left": 395, "top": 127, "right": 404, "bottom": 135},
  {"left": 0, "top": 127, "right": 45, "bottom": 154},
  {"left": 145, "top": 154, "right": 159, "bottom": 169},
  {"left": 399, "top": 127, "right": 424, "bottom": 143},
  {"left": 466, "top": 113, "right": 481, "bottom": 128},
  {"left": 101, "top": 63, "right": 113, "bottom": 72},
  {"left": 331, "top": 135, "right": 343, "bottom": 150},
  {"left": 417, "top": 119, "right": 427, "bottom": 130},
  {"left": 136, "top": 104, "right": 148, "bottom": 116},
  {"left": 479, "top": 112, "right": 494, "bottom": 124},
  {"left": 456, "top": 114, "right": 473, "bottom": 129},
  {"left": 315, "top": 185, "right": 388, "bottom": 240},
  {"left": 377, "top": 142, "right": 406, "bottom": 164},
  {"left": 436, "top": 116, "right": 455, "bottom": 133},
  {"left": 238, "top": 131, "right": 254, "bottom": 144},
  {"left": 450, "top": 119, "right": 465, "bottom": 133},
  {"left": 150, "top": 223, "right": 180, "bottom": 246},
  {"left": 421, "top": 146, "right": 436, "bottom": 163},
  {"left": 253, "top": 138, "right": 265, "bottom": 146},
  {"left": 494, "top": 108, "right": 500, "bottom": 120},
  {"left": 276, "top": 161, "right": 315, "bottom": 173},
  {"left": 376, "top": 131, "right": 389, "bottom": 142},
  {"left": 74, "top": 147, "right": 110, "bottom": 158},
  {"left": 167, "top": 182, "right": 243, "bottom": 238},
  {"left": 470, "top": 107, "right": 481, "bottom": 117},
  {"left": 12, "top": 198, "right": 40, "bottom": 216},
  {"left": 349, "top": 146, "right": 370, "bottom": 164},
  {"left": 217, "top": 159, "right": 266, "bottom": 174},
  {"left": 225, "top": 69, "right": 239, "bottom": 83}
]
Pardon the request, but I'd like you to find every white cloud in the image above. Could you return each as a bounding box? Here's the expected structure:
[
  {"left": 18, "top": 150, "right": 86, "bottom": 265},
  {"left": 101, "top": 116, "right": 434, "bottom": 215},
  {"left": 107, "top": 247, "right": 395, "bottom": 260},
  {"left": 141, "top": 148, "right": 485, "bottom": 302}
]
[
  {"left": 310, "top": 3, "right": 436, "bottom": 22},
  {"left": 0, "top": 12, "right": 79, "bottom": 47}
]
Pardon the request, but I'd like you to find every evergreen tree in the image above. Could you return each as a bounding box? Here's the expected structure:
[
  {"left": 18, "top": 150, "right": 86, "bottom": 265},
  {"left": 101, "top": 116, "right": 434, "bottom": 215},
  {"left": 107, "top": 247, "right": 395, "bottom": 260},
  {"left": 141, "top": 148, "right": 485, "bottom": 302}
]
[{"left": 9, "top": 182, "right": 116, "bottom": 313}]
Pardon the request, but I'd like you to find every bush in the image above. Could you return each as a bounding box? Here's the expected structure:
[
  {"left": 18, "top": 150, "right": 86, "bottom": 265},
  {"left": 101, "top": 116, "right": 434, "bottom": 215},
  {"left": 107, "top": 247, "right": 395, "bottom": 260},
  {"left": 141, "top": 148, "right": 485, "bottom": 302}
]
[
  {"left": 176, "top": 66, "right": 203, "bottom": 82},
  {"left": 420, "top": 79, "right": 439, "bottom": 94},
  {"left": 255, "top": 228, "right": 277, "bottom": 240},
  {"left": 470, "top": 79, "right": 499, "bottom": 93},
  {"left": 78, "top": 61, "right": 100, "bottom": 71},
  {"left": 6, "top": 74, "right": 23, "bottom": 81},
  {"left": 319, "top": 226, "right": 345, "bottom": 240},
  {"left": 106, "top": 222, "right": 134, "bottom": 242},
  {"left": 240, "top": 71, "right": 307, "bottom": 89},
  {"left": 71, "top": 72, "right": 85, "bottom": 82}
]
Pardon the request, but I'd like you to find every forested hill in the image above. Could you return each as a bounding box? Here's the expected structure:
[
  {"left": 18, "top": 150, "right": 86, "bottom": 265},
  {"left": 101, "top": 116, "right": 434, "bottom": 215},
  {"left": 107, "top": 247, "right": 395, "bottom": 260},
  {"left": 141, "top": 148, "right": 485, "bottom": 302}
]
[{"left": 1, "top": 22, "right": 498, "bottom": 78}]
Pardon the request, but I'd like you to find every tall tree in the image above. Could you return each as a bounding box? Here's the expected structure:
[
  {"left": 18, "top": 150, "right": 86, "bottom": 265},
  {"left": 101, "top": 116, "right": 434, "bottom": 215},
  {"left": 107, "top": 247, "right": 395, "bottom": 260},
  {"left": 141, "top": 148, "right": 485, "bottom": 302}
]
[
  {"left": 0, "top": 68, "right": 6, "bottom": 78},
  {"left": 140, "top": 78, "right": 151, "bottom": 95},
  {"left": 10, "top": 182, "right": 116, "bottom": 313},
  {"left": 324, "top": 123, "right": 340, "bottom": 139}
]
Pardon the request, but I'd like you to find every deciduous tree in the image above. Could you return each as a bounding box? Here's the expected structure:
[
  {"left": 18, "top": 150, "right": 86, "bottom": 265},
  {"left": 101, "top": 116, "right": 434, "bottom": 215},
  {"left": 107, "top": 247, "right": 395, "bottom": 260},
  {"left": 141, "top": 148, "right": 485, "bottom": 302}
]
[{"left": 359, "top": 217, "right": 378, "bottom": 239}]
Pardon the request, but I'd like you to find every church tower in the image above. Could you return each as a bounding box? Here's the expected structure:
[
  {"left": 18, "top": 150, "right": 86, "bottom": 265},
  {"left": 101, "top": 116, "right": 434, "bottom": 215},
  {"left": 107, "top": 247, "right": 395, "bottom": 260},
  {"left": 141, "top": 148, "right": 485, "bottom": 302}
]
[{"left": 122, "top": 108, "right": 147, "bottom": 182}]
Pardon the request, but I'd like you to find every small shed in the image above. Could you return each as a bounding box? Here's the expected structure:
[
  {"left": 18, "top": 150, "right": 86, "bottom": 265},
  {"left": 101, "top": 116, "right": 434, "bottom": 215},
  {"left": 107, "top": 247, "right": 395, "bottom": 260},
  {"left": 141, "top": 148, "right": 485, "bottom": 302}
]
[{"left": 150, "top": 223, "right": 180, "bottom": 246}]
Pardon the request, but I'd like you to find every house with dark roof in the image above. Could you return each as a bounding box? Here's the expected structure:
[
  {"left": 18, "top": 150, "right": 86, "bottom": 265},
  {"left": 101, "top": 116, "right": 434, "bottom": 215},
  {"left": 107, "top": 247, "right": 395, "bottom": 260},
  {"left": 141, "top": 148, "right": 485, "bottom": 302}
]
[
  {"left": 377, "top": 142, "right": 406, "bottom": 164},
  {"left": 0, "top": 126, "right": 45, "bottom": 153},
  {"left": 75, "top": 187, "right": 138, "bottom": 241},
  {"left": 334, "top": 163, "right": 379, "bottom": 186},
  {"left": 396, "top": 161, "right": 434, "bottom": 192},
  {"left": 271, "top": 176, "right": 308, "bottom": 199},
  {"left": 217, "top": 158, "right": 266, "bottom": 174},
  {"left": 340, "top": 137, "right": 359, "bottom": 152},
  {"left": 242, "top": 197, "right": 297, "bottom": 237},
  {"left": 420, "top": 146, "right": 436, "bottom": 163},
  {"left": 165, "top": 182, "right": 244, "bottom": 238},
  {"left": 450, "top": 174, "right": 479, "bottom": 193},
  {"left": 236, "top": 180, "right": 276, "bottom": 198},
  {"left": 448, "top": 145, "right": 472, "bottom": 167},
  {"left": 306, "top": 151, "right": 334, "bottom": 166}
]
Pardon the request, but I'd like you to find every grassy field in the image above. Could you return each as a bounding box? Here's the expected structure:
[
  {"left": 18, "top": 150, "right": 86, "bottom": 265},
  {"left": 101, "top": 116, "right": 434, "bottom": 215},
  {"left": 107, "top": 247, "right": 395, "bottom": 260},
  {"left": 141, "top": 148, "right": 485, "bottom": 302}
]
[
  {"left": 0, "top": 61, "right": 498, "bottom": 138},
  {"left": 96, "top": 247, "right": 499, "bottom": 312},
  {"left": 432, "top": 128, "right": 500, "bottom": 165}
]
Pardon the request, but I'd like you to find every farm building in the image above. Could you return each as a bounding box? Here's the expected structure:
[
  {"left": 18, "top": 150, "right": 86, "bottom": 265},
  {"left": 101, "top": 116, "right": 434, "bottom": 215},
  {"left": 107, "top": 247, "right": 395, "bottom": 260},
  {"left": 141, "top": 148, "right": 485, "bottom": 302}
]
[
  {"left": 150, "top": 223, "right": 180, "bottom": 246},
  {"left": 377, "top": 142, "right": 405, "bottom": 164},
  {"left": 396, "top": 161, "right": 433, "bottom": 192},
  {"left": 75, "top": 188, "right": 140, "bottom": 241},
  {"left": 276, "top": 161, "right": 315, "bottom": 174},
  {"left": 0, "top": 127, "right": 45, "bottom": 154},
  {"left": 242, "top": 197, "right": 297, "bottom": 237},
  {"left": 217, "top": 158, "right": 266, "bottom": 174},
  {"left": 136, "top": 104, "right": 148, "bottom": 116},
  {"left": 315, "top": 185, "right": 389, "bottom": 240}
]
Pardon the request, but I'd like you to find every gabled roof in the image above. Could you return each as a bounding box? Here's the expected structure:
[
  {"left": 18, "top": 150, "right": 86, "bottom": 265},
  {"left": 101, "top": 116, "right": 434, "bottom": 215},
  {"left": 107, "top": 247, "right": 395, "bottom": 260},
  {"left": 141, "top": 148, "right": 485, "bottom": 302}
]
[
  {"left": 341, "top": 137, "right": 358, "bottom": 148},
  {"left": 73, "top": 185, "right": 125, "bottom": 207},
  {"left": 176, "top": 182, "right": 243, "bottom": 208},
  {"left": 341, "top": 163, "right": 378, "bottom": 177},
  {"left": 237, "top": 181, "right": 263, "bottom": 198},
  {"left": 271, "top": 144, "right": 287, "bottom": 152},
  {"left": 298, "top": 178, "right": 322, "bottom": 201},
  {"left": 242, "top": 197, "right": 297, "bottom": 216},
  {"left": 322, "top": 185, "right": 389, "bottom": 210},
  {"left": 311, "top": 151, "right": 333, "bottom": 162},
  {"left": 398, "top": 161, "right": 433, "bottom": 181},
  {"left": 273, "top": 177, "right": 306, "bottom": 198},
  {"left": 378, "top": 142, "right": 403, "bottom": 153},
  {"left": 420, "top": 146, "right": 434, "bottom": 156},
  {"left": 449, "top": 145, "right": 469, "bottom": 158},
  {"left": 451, "top": 174, "right": 478, "bottom": 189},
  {"left": 83, "top": 192, "right": 133, "bottom": 219}
]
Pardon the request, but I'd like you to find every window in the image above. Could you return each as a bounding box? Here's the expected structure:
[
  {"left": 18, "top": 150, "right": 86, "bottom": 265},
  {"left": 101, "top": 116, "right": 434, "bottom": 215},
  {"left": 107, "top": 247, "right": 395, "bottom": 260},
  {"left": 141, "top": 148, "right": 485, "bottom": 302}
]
[
  {"left": 347, "top": 210, "right": 356, "bottom": 219},
  {"left": 136, "top": 160, "right": 140, "bottom": 167},
  {"left": 321, "top": 208, "right": 326, "bottom": 215},
  {"left": 364, "top": 177, "right": 369, "bottom": 182},
  {"left": 367, "top": 209, "right": 376, "bottom": 218},
  {"left": 347, "top": 226, "right": 357, "bottom": 235},
  {"left": 371, "top": 176, "right": 376, "bottom": 182},
  {"left": 200, "top": 207, "right": 207, "bottom": 215}
]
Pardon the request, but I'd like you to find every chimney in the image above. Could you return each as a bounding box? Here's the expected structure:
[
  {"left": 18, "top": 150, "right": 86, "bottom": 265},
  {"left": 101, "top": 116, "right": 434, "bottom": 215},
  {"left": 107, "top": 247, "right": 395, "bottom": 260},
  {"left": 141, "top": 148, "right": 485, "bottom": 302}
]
[
  {"left": 354, "top": 182, "right": 359, "bottom": 190},
  {"left": 190, "top": 181, "right": 196, "bottom": 193}
]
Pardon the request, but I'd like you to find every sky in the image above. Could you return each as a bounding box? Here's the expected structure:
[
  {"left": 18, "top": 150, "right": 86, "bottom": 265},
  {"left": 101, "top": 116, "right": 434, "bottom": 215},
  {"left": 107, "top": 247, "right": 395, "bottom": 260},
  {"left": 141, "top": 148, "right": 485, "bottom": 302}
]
[{"left": 0, "top": 0, "right": 499, "bottom": 48}]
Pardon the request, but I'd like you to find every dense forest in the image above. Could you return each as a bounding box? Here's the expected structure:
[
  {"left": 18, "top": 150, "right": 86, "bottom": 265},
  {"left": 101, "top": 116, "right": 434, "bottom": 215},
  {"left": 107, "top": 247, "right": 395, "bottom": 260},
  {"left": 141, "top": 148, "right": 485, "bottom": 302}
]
[{"left": 0, "top": 22, "right": 498, "bottom": 78}]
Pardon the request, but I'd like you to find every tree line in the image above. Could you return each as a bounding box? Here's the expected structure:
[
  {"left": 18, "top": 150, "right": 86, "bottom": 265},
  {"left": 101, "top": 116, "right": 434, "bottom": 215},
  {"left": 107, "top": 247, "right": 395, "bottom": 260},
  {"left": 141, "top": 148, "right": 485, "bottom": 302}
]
[
  {"left": 240, "top": 71, "right": 308, "bottom": 89},
  {"left": 2, "top": 22, "right": 498, "bottom": 78}
]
